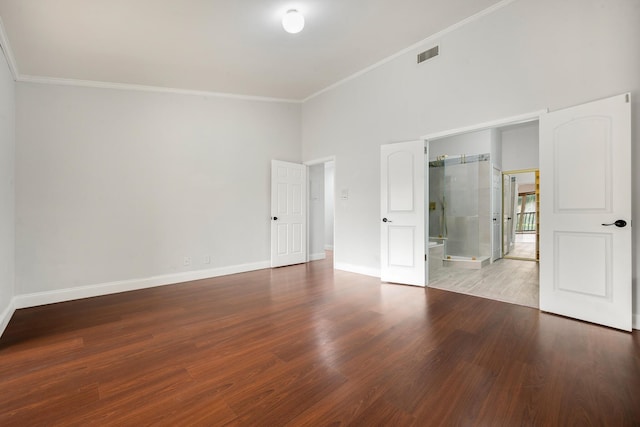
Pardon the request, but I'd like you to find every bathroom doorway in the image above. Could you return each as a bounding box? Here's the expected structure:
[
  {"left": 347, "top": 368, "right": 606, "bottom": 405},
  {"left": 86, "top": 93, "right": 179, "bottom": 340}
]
[{"left": 425, "top": 116, "right": 541, "bottom": 308}]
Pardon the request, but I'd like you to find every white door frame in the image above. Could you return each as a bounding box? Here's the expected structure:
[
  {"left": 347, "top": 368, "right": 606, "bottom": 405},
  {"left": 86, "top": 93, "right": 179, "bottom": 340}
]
[
  {"left": 304, "top": 156, "right": 337, "bottom": 269},
  {"left": 421, "top": 111, "right": 546, "bottom": 142}
]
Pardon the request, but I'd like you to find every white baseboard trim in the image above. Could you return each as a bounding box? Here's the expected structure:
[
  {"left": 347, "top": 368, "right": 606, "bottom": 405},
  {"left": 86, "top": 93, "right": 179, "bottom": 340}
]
[
  {"left": 13, "top": 260, "right": 271, "bottom": 310},
  {"left": 6, "top": 261, "right": 639, "bottom": 333},
  {"left": 0, "top": 298, "right": 16, "bottom": 338},
  {"left": 334, "top": 262, "right": 380, "bottom": 278},
  {"left": 324, "top": 245, "right": 334, "bottom": 250},
  {"left": 309, "top": 252, "right": 326, "bottom": 261}
]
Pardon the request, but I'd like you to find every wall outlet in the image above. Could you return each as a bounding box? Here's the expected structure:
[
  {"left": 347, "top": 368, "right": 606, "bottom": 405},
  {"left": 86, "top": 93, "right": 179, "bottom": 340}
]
[
  {"left": 183, "top": 256, "right": 192, "bottom": 266},
  {"left": 204, "top": 255, "right": 211, "bottom": 265}
]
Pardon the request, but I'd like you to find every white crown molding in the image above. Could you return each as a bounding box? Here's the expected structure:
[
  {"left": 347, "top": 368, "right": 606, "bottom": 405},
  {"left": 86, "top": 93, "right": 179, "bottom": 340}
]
[
  {"left": 0, "top": 15, "right": 19, "bottom": 80},
  {"left": 13, "top": 260, "right": 270, "bottom": 311},
  {"left": 17, "top": 75, "right": 302, "bottom": 104},
  {"left": 302, "top": 0, "right": 518, "bottom": 103}
]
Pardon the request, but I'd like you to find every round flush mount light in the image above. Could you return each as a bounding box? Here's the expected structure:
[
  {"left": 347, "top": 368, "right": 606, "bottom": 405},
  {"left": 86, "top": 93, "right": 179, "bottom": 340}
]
[{"left": 282, "top": 9, "right": 304, "bottom": 34}]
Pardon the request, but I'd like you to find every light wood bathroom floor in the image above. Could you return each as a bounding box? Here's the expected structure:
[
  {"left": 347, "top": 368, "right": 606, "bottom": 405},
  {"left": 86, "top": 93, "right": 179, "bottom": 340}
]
[{"left": 428, "top": 258, "right": 539, "bottom": 309}]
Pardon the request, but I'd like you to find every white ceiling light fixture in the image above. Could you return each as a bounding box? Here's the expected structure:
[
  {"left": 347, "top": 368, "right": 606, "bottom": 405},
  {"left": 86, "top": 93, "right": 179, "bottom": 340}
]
[{"left": 282, "top": 9, "right": 305, "bottom": 34}]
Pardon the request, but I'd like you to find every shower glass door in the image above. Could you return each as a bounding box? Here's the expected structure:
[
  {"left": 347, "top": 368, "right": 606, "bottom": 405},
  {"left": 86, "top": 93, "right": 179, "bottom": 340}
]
[{"left": 429, "top": 153, "right": 491, "bottom": 261}]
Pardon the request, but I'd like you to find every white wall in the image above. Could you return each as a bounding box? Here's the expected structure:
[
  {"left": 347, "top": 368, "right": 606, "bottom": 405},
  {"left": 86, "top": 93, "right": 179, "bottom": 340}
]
[
  {"left": 490, "top": 128, "right": 502, "bottom": 171},
  {"left": 501, "top": 122, "right": 539, "bottom": 171},
  {"left": 301, "top": 0, "right": 640, "bottom": 319},
  {"left": 324, "top": 161, "right": 334, "bottom": 250},
  {"left": 308, "top": 163, "right": 325, "bottom": 259},
  {"left": 15, "top": 83, "right": 301, "bottom": 297},
  {"left": 0, "top": 46, "right": 15, "bottom": 333}
]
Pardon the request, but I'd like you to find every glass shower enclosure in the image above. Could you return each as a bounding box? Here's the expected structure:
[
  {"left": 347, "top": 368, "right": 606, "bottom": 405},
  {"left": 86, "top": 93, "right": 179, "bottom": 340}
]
[{"left": 429, "top": 153, "right": 491, "bottom": 268}]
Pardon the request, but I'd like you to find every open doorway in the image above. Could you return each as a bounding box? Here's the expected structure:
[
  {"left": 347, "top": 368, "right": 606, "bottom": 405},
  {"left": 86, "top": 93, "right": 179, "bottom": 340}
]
[
  {"left": 426, "top": 118, "right": 540, "bottom": 308},
  {"left": 307, "top": 158, "right": 335, "bottom": 264},
  {"left": 503, "top": 169, "right": 539, "bottom": 261}
]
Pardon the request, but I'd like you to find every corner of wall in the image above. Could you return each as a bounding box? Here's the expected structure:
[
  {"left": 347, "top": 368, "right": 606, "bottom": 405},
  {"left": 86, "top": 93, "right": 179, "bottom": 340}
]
[
  {"left": 0, "top": 16, "right": 19, "bottom": 80},
  {"left": 0, "top": 297, "right": 15, "bottom": 338},
  {"left": 0, "top": 16, "right": 16, "bottom": 340}
]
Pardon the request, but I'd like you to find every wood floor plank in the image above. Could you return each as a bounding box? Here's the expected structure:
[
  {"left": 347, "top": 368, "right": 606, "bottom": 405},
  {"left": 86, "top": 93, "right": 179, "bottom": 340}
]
[
  {"left": 286, "top": 380, "right": 389, "bottom": 426},
  {"left": 0, "top": 252, "right": 638, "bottom": 426}
]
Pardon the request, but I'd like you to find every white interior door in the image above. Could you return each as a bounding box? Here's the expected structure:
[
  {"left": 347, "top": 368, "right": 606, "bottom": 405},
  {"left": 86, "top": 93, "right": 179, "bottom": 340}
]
[
  {"left": 271, "top": 160, "right": 307, "bottom": 267},
  {"left": 492, "top": 167, "right": 502, "bottom": 261},
  {"left": 503, "top": 175, "right": 514, "bottom": 256},
  {"left": 380, "top": 140, "right": 426, "bottom": 286},
  {"left": 509, "top": 178, "right": 517, "bottom": 248},
  {"left": 540, "top": 93, "right": 631, "bottom": 331}
]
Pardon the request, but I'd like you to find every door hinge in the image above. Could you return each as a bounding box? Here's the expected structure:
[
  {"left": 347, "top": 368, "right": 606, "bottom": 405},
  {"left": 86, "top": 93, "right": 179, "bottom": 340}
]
[
  {"left": 424, "top": 146, "right": 428, "bottom": 155},
  {"left": 626, "top": 93, "right": 630, "bottom": 103},
  {"left": 425, "top": 254, "right": 427, "bottom": 261}
]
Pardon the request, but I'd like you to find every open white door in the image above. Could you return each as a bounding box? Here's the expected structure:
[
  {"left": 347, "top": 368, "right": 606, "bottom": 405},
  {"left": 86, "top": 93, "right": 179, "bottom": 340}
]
[
  {"left": 540, "top": 93, "right": 631, "bottom": 331},
  {"left": 503, "top": 175, "right": 516, "bottom": 256},
  {"left": 492, "top": 167, "right": 502, "bottom": 262},
  {"left": 271, "top": 160, "right": 307, "bottom": 267},
  {"left": 380, "top": 140, "right": 426, "bottom": 286}
]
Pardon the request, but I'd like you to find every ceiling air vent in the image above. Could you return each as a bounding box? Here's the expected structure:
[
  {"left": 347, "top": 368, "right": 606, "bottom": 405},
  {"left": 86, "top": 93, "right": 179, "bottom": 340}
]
[{"left": 417, "top": 46, "right": 439, "bottom": 64}]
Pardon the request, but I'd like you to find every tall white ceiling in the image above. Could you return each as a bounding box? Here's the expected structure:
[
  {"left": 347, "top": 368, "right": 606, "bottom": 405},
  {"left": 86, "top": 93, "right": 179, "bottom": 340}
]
[{"left": 0, "top": 0, "right": 503, "bottom": 100}]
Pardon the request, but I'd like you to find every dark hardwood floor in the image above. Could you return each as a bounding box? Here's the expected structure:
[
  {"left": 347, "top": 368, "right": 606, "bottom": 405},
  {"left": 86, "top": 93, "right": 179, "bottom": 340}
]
[{"left": 1, "top": 253, "right": 639, "bottom": 426}]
